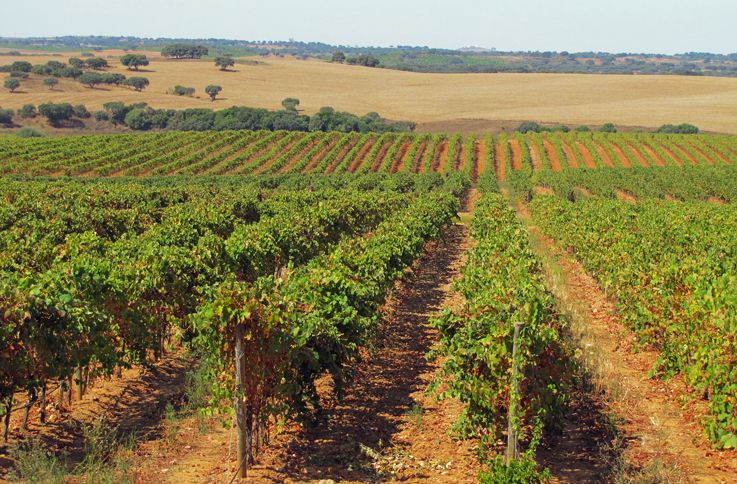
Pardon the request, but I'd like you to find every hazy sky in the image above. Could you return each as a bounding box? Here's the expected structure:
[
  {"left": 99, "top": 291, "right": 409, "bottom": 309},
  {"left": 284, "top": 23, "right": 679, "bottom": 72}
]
[{"left": 2, "top": 0, "right": 736, "bottom": 54}]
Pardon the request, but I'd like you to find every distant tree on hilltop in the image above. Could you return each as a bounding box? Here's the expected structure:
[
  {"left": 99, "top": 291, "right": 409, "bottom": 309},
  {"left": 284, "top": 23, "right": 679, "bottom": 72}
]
[
  {"left": 281, "top": 97, "right": 300, "bottom": 112},
  {"left": 214, "top": 56, "right": 235, "bottom": 70},
  {"left": 120, "top": 54, "right": 149, "bottom": 70},
  {"left": 205, "top": 84, "right": 222, "bottom": 101},
  {"left": 85, "top": 57, "right": 109, "bottom": 70},
  {"left": 162, "top": 44, "right": 209, "bottom": 59},
  {"left": 9, "top": 61, "right": 32, "bottom": 72},
  {"left": 43, "top": 78, "right": 58, "bottom": 90},
  {"left": 331, "top": 51, "right": 346, "bottom": 63},
  {"left": 38, "top": 102, "right": 74, "bottom": 124},
  {"left": 125, "top": 77, "right": 150, "bottom": 91},
  {"left": 79, "top": 72, "right": 103, "bottom": 88},
  {"left": 346, "top": 54, "right": 380, "bottom": 67},
  {"left": 4, "top": 78, "right": 21, "bottom": 92}
]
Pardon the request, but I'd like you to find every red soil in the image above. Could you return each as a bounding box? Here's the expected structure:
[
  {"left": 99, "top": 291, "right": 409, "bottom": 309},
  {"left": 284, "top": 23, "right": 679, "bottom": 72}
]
[
  {"left": 543, "top": 139, "right": 563, "bottom": 172},
  {"left": 671, "top": 143, "right": 698, "bottom": 166},
  {"left": 561, "top": 142, "right": 580, "bottom": 169},
  {"left": 455, "top": 142, "right": 466, "bottom": 172},
  {"left": 608, "top": 143, "right": 633, "bottom": 168},
  {"left": 391, "top": 140, "right": 413, "bottom": 173},
  {"left": 369, "top": 139, "right": 394, "bottom": 172},
  {"left": 575, "top": 141, "right": 598, "bottom": 168},
  {"left": 300, "top": 136, "right": 339, "bottom": 172},
  {"left": 616, "top": 190, "right": 638, "bottom": 203},
  {"left": 411, "top": 141, "right": 429, "bottom": 173},
  {"left": 200, "top": 139, "right": 253, "bottom": 175},
  {"left": 347, "top": 138, "right": 377, "bottom": 173},
  {"left": 251, "top": 136, "right": 303, "bottom": 175},
  {"left": 275, "top": 137, "right": 319, "bottom": 174},
  {"left": 625, "top": 143, "right": 650, "bottom": 167},
  {"left": 476, "top": 139, "right": 486, "bottom": 178},
  {"left": 688, "top": 143, "right": 716, "bottom": 165},
  {"left": 640, "top": 143, "right": 666, "bottom": 167},
  {"left": 657, "top": 143, "right": 684, "bottom": 166},
  {"left": 495, "top": 138, "right": 507, "bottom": 181},
  {"left": 509, "top": 138, "right": 524, "bottom": 170},
  {"left": 431, "top": 141, "right": 449, "bottom": 173},
  {"left": 528, "top": 140, "right": 544, "bottom": 171},
  {"left": 703, "top": 144, "right": 733, "bottom": 165},
  {"left": 324, "top": 137, "right": 361, "bottom": 174}
]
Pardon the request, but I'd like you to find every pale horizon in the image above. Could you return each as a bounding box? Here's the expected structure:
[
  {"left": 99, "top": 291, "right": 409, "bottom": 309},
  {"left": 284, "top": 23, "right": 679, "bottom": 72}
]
[{"left": 2, "top": 0, "right": 737, "bottom": 55}]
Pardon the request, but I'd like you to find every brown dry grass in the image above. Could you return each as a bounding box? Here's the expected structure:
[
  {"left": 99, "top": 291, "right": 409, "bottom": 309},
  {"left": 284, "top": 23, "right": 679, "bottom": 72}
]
[{"left": 5, "top": 52, "right": 737, "bottom": 132}]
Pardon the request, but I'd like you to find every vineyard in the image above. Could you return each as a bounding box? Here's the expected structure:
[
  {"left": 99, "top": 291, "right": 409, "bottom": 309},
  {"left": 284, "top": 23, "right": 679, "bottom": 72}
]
[
  {"left": 2, "top": 130, "right": 737, "bottom": 182},
  {"left": 1, "top": 128, "right": 737, "bottom": 482}
]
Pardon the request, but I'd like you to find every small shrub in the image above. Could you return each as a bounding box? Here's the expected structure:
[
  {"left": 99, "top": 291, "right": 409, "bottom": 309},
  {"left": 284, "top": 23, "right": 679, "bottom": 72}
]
[
  {"left": 170, "top": 85, "right": 195, "bottom": 96},
  {"left": 17, "top": 127, "right": 45, "bottom": 138},
  {"left": 73, "top": 104, "right": 91, "bottom": 119},
  {"left": 95, "top": 110, "right": 110, "bottom": 121},
  {"left": 656, "top": 123, "right": 699, "bottom": 134},
  {"left": 0, "top": 108, "right": 14, "bottom": 124},
  {"left": 184, "top": 360, "right": 213, "bottom": 411},
  {"left": 516, "top": 121, "right": 543, "bottom": 133},
  {"left": 479, "top": 453, "right": 551, "bottom": 484},
  {"left": 10, "top": 439, "right": 66, "bottom": 484}
]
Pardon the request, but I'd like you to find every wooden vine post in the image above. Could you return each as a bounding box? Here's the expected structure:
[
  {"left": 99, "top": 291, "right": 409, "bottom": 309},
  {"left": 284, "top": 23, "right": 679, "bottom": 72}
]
[
  {"left": 75, "top": 367, "right": 83, "bottom": 401},
  {"left": 234, "top": 322, "right": 248, "bottom": 479},
  {"left": 3, "top": 394, "right": 12, "bottom": 443},
  {"left": 505, "top": 322, "right": 523, "bottom": 464}
]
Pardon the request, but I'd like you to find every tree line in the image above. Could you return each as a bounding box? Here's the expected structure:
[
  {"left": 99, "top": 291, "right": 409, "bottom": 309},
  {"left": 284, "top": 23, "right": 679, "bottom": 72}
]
[
  {"left": 6, "top": 100, "right": 415, "bottom": 134},
  {"left": 1, "top": 57, "right": 152, "bottom": 93}
]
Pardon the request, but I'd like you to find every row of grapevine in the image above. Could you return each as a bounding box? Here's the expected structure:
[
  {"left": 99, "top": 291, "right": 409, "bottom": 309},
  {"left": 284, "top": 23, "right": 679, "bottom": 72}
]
[
  {"left": 195, "top": 190, "right": 458, "bottom": 475},
  {"left": 0, "top": 131, "right": 735, "bottom": 178},
  {"left": 1, "top": 173, "right": 460, "bottom": 442},
  {"left": 530, "top": 195, "right": 737, "bottom": 448},
  {"left": 431, "top": 192, "right": 573, "bottom": 464},
  {"left": 531, "top": 164, "right": 737, "bottom": 202}
]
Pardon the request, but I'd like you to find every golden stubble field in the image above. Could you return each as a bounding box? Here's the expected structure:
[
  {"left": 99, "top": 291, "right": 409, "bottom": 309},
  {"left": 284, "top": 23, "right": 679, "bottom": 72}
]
[{"left": 4, "top": 50, "right": 737, "bottom": 133}]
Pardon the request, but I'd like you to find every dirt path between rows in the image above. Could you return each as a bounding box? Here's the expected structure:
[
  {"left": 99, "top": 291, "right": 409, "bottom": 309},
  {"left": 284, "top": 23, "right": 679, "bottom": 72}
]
[
  {"left": 509, "top": 138, "right": 524, "bottom": 170},
  {"left": 151, "top": 195, "right": 480, "bottom": 484},
  {"left": 528, "top": 140, "right": 544, "bottom": 171},
  {"left": 657, "top": 143, "right": 685, "bottom": 166},
  {"left": 543, "top": 139, "right": 563, "bottom": 172},
  {"left": 561, "top": 141, "right": 580, "bottom": 169},
  {"left": 391, "top": 140, "right": 413, "bottom": 173},
  {"left": 576, "top": 141, "right": 599, "bottom": 168},
  {"left": 495, "top": 138, "right": 506, "bottom": 181},
  {"left": 640, "top": 142, "right": 666, "bottom": 167},
  {"left": 672, "top": 143, "right": 699, "bottom": 166},
  {"left": 625, "top": 143, "right": 650, "bottom": 167},
  {"left": 410, "top": 140, "right": 429, "bottom": 173},
  {"left": 518, "top": 202, "right": 737, "bottom": 483},
  {"left": 609, "top": 143, "right": 633, "bottom": 168},
  {"left": 432, "top": 140, "right": 449, "bottom": 172},
  {"left": 475, "top": 139, "right": 486, "bottom": 179},
  {"left": 0, "top": 353, "right": 191, "bottom": 480}
]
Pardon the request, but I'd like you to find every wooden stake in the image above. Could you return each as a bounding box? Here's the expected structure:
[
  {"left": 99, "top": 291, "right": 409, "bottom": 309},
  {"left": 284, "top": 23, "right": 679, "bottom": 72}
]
[
  {"left": 506, "top": 322, "right": 523, "bottom": 464},
  {"left": 3, "top": 396, "right": 12, "bottom": 442},
  {"left": 234, "top": 323, "right": 248, "bottom": 479},
  {"left": 22, "top": 388, "right": 37, "bottom": 431},
  {"left": 39, "top": 383, "right": 47, "bottom": 424},
  {"left": 67, "top": 376, "right": 72, "bottom": 406},
  {"left": 75, "top": 367, "right": 83, "bottom": 401}
]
